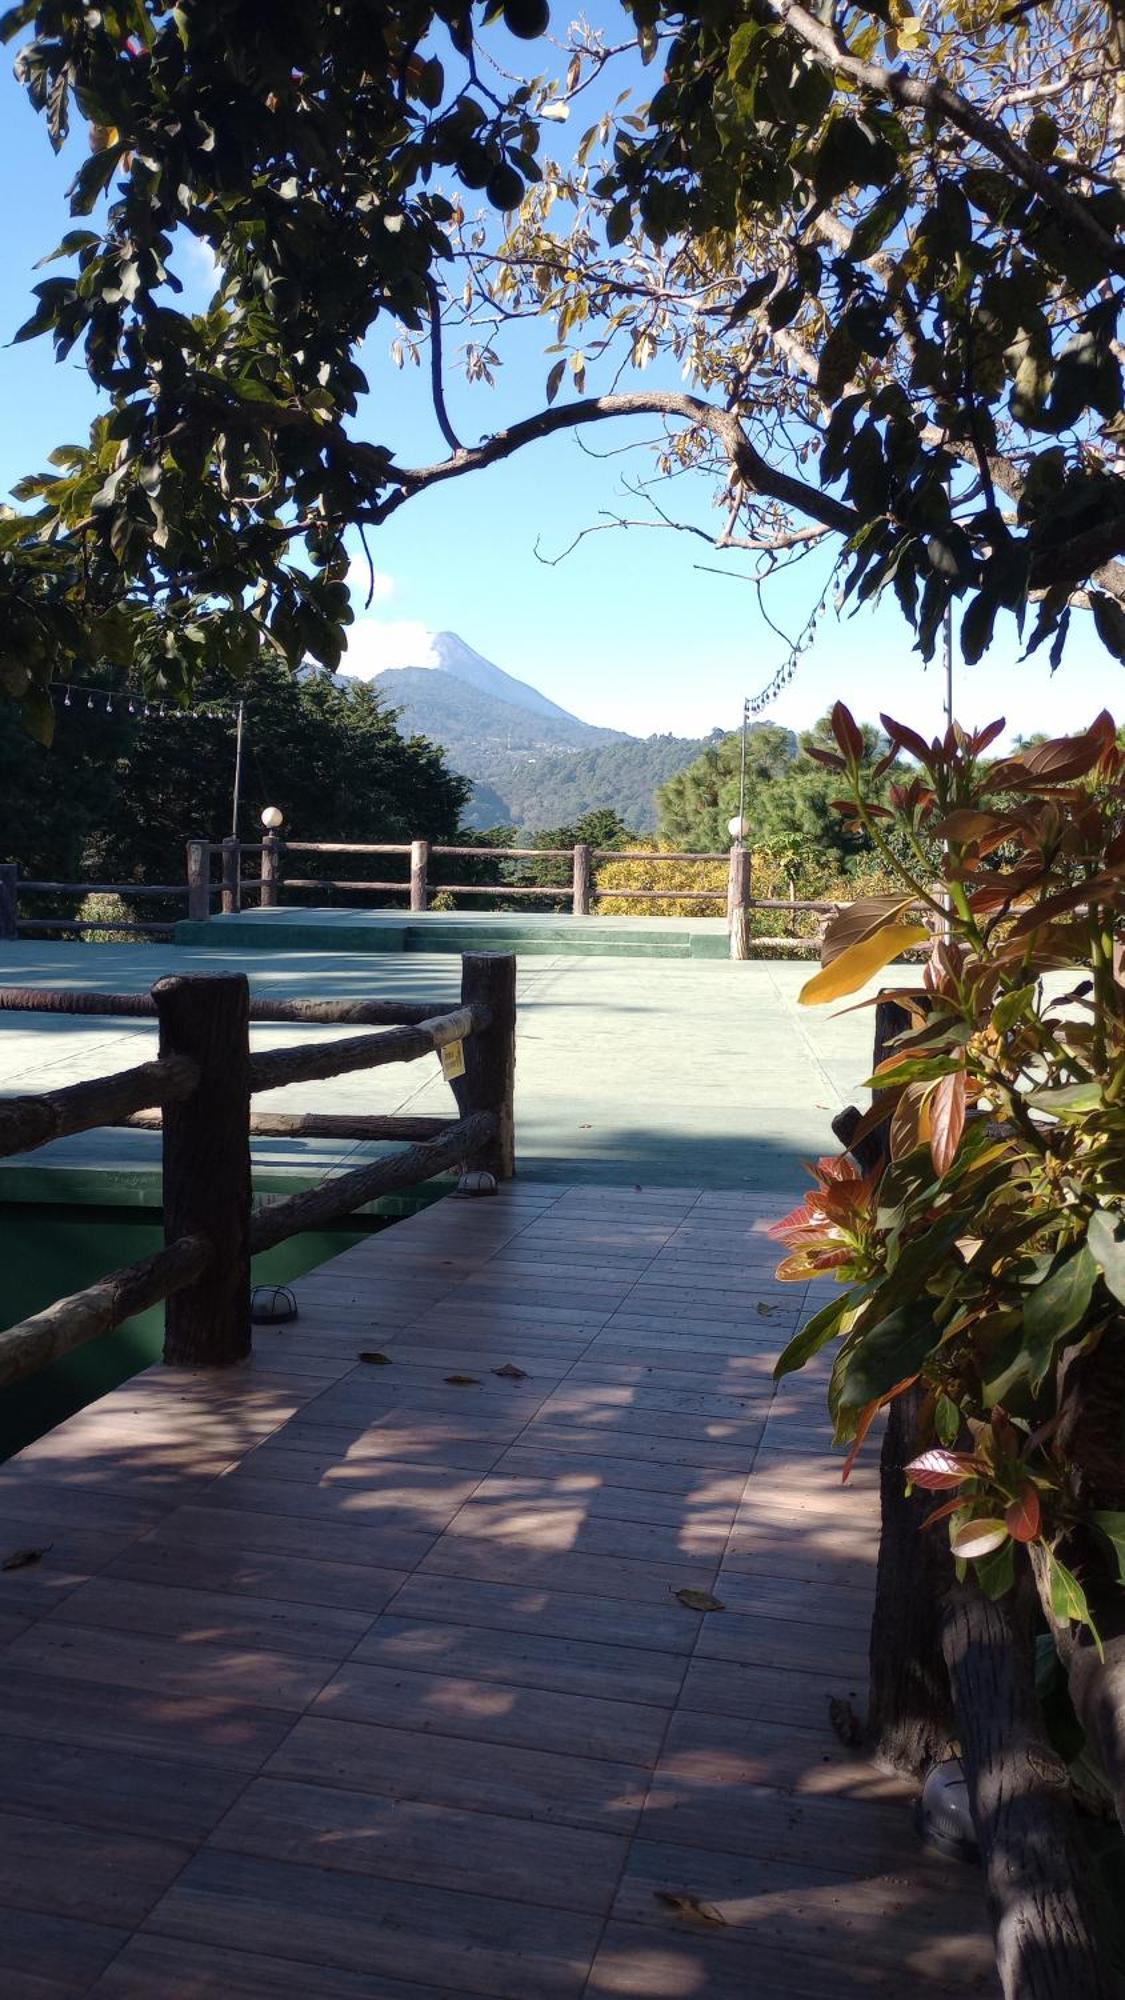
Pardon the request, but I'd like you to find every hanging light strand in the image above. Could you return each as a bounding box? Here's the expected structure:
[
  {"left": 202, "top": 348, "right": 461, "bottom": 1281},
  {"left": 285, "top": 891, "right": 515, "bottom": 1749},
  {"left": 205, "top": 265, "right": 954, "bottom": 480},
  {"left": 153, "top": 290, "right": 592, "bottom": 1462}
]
[{"left": 50, "top": 681, "right": 244, "bottom": 721}]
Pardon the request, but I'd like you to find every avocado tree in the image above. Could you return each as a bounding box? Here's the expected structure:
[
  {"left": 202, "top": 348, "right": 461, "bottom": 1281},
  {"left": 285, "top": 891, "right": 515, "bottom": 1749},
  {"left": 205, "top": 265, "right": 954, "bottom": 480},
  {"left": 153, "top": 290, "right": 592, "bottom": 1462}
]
[{"left": 3, "top": 0, "right": 1125, "bottom": 741}]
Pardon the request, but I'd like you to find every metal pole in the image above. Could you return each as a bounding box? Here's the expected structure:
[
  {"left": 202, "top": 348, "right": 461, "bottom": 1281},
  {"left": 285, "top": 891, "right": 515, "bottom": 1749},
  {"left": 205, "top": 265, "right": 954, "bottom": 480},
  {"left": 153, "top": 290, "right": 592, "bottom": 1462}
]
[
  {"left": 737, "top": 698, "right": 749, "bottom": 830},
  {"left": 231, "top": 701, "right": 245, "bottom": 839},
  {"left": 942, "top": 606, "right": 954, "bottom": 729}
]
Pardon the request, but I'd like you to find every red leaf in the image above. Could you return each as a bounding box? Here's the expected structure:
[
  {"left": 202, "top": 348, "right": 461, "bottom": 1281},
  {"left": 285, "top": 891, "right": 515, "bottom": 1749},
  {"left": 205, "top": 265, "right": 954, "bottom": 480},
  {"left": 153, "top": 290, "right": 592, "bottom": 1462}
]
[
  {"left": 929, "top": 1071, "right": 966, "bottom": 1177},
  {"left": 880, "top": 713, "right": 932, "bottom": 763},
  {"left": 830, "top": 701, "right": 865, "bottom": 762},
  {"left": 906, "top": 1448, "right": 978, "bottom": 1491},
  {"left": 842, "top": 1398, "right": 882, "bottom": 1483},
  {"left": 1005, "top": 1484, "right": 1041, "bottom": 1544},
  {"left": 921, "top": 1495, "right": 971, "bottom": 1530}
]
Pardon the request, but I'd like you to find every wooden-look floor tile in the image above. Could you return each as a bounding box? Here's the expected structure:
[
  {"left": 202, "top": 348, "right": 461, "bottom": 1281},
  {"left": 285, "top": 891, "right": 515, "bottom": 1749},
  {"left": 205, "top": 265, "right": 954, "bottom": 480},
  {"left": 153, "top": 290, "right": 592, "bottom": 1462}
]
[
  {"left": 105, "top": 1531, "right": 408, "bottom": 1614},
  {"left": 0, "top": 1731, "right": 249, "bottom": 1845},
  {"left": 91, "top": 1933, "right": 466, "bottom": 1998},
  {"left": 312, "top": 1658, "right": 669, "bottom": 1765},
  {"left": 8, "top": 1908, "right": 129, "bottom": 1999},
  {"left": 6, "top": 1620, "right": 336, "bottom": 1711},
  {"left": 0, "top": 1663, "right": 294, "bottom": 1771},
  {"left": 352, "top": 1613, "right": 685, "bottom": 1705},
  {"left": 212, "top": 1774, "right": 628, "bottom": 1914},
  {"left": 48, "top": 1574, "right": 375, "bottom": 1659},
  {"left": 0, "top": 1808, "right": 190, "bottom": 1929},
  {"left": 268, "top": 1712, "right": 648, "bottom": 1832},
  {"left": 143, "top": 1848, "right": 604, "bottom": 1998},
  {"left": 389, "top": 1570, "right": 705, "bottom": 1655}
]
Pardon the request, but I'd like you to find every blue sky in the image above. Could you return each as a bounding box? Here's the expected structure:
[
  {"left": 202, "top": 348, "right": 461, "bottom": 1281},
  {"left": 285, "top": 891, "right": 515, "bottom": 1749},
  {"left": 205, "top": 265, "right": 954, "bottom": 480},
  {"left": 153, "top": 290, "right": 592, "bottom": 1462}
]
[{"left": 0, "top": 29, "right": 1119, "bottom": 745}]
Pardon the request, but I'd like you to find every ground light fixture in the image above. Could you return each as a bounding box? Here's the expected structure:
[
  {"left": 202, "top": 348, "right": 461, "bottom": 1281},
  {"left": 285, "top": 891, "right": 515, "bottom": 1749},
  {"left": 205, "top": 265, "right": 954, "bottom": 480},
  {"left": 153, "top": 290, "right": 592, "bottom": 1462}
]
[
  {"left": 261, "top": 806, "right": 284, "bottom": 830},
  {"left": 727, "top": 815, "right": 751, "bottom": 842}
]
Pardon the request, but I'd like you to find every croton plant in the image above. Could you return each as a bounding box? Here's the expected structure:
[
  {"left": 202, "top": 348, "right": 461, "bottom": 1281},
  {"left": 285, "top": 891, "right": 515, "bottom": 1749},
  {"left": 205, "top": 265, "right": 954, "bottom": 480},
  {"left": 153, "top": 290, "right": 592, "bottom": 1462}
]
[{"left": 772, "top": 703, "right": 1125, "bottom": 1639}]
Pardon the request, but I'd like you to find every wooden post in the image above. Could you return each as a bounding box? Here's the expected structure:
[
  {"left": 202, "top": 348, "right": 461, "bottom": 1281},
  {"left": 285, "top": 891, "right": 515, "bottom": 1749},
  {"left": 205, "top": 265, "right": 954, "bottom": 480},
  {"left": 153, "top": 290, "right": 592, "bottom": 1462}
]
[
  {"left": 220, "top": 835, "right": 241, "bottom": 915},
  {"left": 572, "top": 843, "right": 592, "bottom": 917},
  {"left": 457, "top": 952, "right": 516, "bottom": 1179},
  {"left": 728, "top": 845, "right": 750, "bottom": 960},
  {"left": 410, "top": 839, "right": 429, "bottom": 912},
  {"left": 0, "top": 863, "right": 17, "bottom": 941},
  {"left": 186, "top": 841, "right": 210, "bottom": 923},
  {"left": 154, "top": 973, "right": 252, "bottom": 1366},
  {"left": 261, "top": 833, "right": 281, "bottom": 908}
]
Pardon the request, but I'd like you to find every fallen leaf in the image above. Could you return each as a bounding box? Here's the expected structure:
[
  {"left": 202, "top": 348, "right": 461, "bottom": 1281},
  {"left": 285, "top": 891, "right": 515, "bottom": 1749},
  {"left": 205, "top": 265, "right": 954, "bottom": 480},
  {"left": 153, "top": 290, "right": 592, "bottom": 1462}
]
[
  {"left": 755, "top": 1302, "right": 778, "bottom": 1318},
  {"left": 357, "top": 1351, "right": 392, "bottom": 1365},
  {"left": 654, "top": 1890, "right": 727, "bottom": 1926},
  {"left": 493, "top": 1363, "right": 528, "bottom": 1380},
  {"left": 675, "top": 1588, "right": 726, "bottom": 1613},
  {"left": 2, "top": 1546, "right": 49, "bottom": 1571},
  {"left": 445, "top": 1374, "right": 480, "bottom": 1385}
]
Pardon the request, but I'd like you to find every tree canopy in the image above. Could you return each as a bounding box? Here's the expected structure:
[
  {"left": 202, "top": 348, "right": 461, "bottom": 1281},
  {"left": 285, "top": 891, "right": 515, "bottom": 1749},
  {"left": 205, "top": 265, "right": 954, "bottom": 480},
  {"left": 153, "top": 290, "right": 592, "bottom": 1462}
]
[{"left": 3, "top": 0, "right": 1124, "bottom": 736}]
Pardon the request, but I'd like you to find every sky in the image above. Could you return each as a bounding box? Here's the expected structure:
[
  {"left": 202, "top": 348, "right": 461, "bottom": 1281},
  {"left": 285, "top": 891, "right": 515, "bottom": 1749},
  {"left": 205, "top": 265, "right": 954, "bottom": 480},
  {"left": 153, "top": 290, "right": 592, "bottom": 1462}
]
[{"left": 0, "top": 21, "right": 1120, "bottom": 748}]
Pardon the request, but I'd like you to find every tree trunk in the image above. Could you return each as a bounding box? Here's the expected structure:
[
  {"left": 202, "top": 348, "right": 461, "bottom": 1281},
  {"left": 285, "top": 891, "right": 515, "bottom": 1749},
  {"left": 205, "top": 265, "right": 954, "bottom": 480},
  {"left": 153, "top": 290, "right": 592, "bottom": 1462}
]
[
  {"left": 1039, "top": 1314, "right": 1125, "bottom": 1834},
  {"left": 942, "top": 1573, "right": 1116, "bottom": 2000},
  {"left": 866, "top": 1383, "right": 956, "bottom": 1773}
]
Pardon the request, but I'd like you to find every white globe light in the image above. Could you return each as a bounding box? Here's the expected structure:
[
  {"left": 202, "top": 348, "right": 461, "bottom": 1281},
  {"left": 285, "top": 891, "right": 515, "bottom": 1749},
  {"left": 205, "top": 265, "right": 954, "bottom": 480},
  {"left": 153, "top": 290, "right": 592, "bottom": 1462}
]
[
  {"left": 727, "top": 815, "right": 750, "bottom": 841},
  {"left": 261, "top": 805, "right": 284, "bottom": 830}
]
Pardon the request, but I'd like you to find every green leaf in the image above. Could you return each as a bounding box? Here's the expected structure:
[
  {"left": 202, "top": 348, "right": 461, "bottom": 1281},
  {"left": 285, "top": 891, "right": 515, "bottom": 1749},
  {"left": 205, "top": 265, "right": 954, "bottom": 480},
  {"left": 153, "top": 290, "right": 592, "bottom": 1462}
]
[
  {"left": 1092, "top": 1512, "right": 1125, "bottom": 1584},
  {"left": 772, "top": 1293, "right": 849, "bottom": 1380},
  {"left": 849, "top": 183, "right": 909, "bottom": 262},
  {"left": 1046, "top": 1548, "right": 1096, "bottom": 1638},
  {"left": 606, "top": 198, "right": 632, "bottom": 248},
  {"left": 1023, "top": 1244, "right": 1098, "bottom": 1391},
  {"left": 1088, "top": 1209, "right": 1125, "bottom": 1307},
  {"left": 833, "top": 1305, "right": 939, "bottom": 1415},
  {"left": 1091, "top": 590, "right": 1125, "bottom": 664},
  {"left": 935, "top": 1393, "right": 961, "bottom": 1447},
  {"left": 817, "top": 321, "right": 860, "bottom": 404},
  {"left": 991, "top": 985, "right": 1035, "bottom": 1035},
  {"left": 1028, "top": 1080, "right": 1102, "bottom": 1118},
  {"left": 974, "top": 1538, "right": 1016, "bottom": 1599}
]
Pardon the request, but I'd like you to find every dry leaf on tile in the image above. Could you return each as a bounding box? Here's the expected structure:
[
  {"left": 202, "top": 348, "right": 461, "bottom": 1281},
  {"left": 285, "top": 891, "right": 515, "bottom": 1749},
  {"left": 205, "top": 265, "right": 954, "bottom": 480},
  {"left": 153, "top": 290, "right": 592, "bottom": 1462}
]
[
  {"left": 357, "top": 1351, "right": 392, "bottom": 1365},
  {"left": 755, "top": 1302, "right": 779, "bottom": 1318},
  {"left": 2, "top": 1546, "right": 49, "bottom": 1571},
  {"left": 493, "top": 1364, "right": 528, "bottom": 1380},
  {"left": 445, "top": 1374, "right": 480, "bottom": 1385},
  {"left": 654, "top": 1891, "right": 727, "bottom": 1926},
  {"left": 675, "top": 1588, "right": 725, "bottom": 1613}
]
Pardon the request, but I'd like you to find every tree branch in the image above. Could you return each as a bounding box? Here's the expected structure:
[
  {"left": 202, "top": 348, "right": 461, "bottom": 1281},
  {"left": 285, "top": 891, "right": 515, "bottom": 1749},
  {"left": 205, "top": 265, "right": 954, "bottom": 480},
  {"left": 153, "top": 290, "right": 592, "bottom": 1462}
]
[{"left": 767, "top": 0, "right": 1125, "bottom": 278}]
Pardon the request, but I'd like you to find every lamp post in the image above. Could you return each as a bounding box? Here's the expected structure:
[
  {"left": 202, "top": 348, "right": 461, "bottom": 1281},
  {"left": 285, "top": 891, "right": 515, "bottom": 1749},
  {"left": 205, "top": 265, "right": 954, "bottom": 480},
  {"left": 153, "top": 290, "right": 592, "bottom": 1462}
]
[{"left": 260, "top": 806, "right": 284, "bottom": 908}]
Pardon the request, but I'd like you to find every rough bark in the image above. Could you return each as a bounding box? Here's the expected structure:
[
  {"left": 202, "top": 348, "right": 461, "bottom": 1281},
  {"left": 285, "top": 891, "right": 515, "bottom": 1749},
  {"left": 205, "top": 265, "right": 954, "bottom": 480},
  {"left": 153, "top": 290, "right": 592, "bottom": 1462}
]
[
  {"left": 867, "top": 1383, "right": 957, "bottom": 1773},
  {"left": 942, "top": 1574, "right": 1117, "bottom": 2000}
]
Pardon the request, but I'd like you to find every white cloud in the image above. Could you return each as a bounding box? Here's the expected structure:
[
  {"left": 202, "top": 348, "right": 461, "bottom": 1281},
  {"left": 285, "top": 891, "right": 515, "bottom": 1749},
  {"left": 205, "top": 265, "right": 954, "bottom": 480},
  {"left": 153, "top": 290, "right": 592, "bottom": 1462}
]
[
  {"left": 338, "top": 617, "right": 436, "bottom": 679},
  {"left": 345, "top": 556, "right": 396, "bottom": 607}
]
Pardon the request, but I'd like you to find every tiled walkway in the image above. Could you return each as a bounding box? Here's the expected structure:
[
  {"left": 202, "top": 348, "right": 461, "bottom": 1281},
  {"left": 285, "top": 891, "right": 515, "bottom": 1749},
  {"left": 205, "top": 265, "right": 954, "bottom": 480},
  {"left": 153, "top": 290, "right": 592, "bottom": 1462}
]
[{"left": 0, "top": 1184, "right": 994, "bottom": 1997}]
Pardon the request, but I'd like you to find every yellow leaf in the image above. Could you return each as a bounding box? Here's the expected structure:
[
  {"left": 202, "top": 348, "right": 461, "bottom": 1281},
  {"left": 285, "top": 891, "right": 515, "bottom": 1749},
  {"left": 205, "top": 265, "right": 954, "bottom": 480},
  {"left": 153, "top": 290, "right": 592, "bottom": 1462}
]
[{"left": 799, "top": 925, "right": 929, "bottom": 1005}]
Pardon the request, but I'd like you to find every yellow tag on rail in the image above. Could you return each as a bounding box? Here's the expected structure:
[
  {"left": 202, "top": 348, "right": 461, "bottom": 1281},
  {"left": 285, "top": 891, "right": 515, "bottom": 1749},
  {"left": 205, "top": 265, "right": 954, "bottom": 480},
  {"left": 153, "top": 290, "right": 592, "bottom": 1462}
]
[{"left": 440, "top": 1040, "right": 466, "bottom": 1082}]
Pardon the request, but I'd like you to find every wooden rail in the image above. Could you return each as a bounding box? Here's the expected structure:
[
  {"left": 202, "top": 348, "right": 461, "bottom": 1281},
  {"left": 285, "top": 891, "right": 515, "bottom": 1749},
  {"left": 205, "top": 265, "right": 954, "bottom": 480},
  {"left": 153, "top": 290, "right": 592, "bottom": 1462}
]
[
  {"left": 176, "top": 835, "right": 777, "bottom": 959},
  {"left": 0, "top": 952, "right": 516, "bottom": 1385}
]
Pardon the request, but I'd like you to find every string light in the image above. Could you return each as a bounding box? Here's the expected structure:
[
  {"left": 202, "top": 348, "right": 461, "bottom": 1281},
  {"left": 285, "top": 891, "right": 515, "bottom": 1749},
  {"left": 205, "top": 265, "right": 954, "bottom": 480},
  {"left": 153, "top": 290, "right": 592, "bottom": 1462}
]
[{"left": 50, "top": 680, "right": 242, "bottom": 720}]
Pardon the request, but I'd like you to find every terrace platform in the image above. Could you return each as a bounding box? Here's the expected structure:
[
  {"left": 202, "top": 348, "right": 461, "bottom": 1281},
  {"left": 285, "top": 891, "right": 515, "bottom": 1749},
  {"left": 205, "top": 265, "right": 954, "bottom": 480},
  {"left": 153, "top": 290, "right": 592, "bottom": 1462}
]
[
  {"left": 0, "top": 1181, "right": 992, "bottom": 1998},
  {"left": 173, "top": 907, "right": 737, "bottom": 958},
  {"left": 0, "top": 939, "right": 889, "bottom": 1199}
]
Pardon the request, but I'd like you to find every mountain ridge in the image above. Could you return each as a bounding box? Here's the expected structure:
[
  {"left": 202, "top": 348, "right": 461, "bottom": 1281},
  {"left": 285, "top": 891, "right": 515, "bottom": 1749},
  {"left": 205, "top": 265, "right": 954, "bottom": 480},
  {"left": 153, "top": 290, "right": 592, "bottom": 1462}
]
[{"left": 345, "top": 629, "right": 719, "bottom": 830}]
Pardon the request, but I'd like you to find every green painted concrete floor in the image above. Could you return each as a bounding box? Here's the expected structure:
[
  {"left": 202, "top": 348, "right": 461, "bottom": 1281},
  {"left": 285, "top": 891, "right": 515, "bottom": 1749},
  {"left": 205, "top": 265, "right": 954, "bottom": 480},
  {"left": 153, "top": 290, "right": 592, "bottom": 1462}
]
[
  {"left": 173, "top": 906, "right": 735, "bottom": 957},
  {"left": 0, "top": 939, "right": 909, "bottom": 1194}
]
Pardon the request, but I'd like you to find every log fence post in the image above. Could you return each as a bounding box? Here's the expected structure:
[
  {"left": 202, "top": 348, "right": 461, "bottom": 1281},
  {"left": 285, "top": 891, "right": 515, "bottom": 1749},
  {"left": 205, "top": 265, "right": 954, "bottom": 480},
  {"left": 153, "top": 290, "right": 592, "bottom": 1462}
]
[
  {"left": 260, "top": 833, "right": 281, "bottom": 908},
  {"left": 410, "top": 839, "right": 430, "bottom": 912},
  {"left": 456, "top": 952, "right": 516, "bottom": 1179},
  {"left": 153, "top": 973, "right": 252, "bottom": 1366},
  {"left": 186, "top": 840, "right": 210, "bottom": 923},
  {"left": 728, "top": 844, "right": 750, "bottom": 960},
  {"left": 0, "top": 863, "right": 17, "bottom": 941},
  {"left": 220, "top": 836, "right": 241, "bottom": 915},
  {"left": 572, "top": 844, "right": 592, "bottom": 917}
]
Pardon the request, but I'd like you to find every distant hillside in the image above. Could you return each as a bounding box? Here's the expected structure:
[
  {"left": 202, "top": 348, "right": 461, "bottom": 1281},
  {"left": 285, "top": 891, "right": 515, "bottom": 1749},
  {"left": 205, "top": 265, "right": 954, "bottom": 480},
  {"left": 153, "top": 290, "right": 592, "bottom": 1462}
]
[{"left": 350, "top": 629, "right": 719, "bottom": 831}]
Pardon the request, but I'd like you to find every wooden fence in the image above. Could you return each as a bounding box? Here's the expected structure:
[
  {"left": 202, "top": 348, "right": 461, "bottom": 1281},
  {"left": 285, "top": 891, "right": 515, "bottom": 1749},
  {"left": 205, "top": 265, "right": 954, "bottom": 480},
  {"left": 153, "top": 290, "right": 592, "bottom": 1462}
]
[
  {"left": 0, "top": 841, "right": 844, "bottom": 959},
  {"left": 0, "top": 952, "right": 515, "bottom": 1388},
  {"left": 181, "top": 836, "right": 840, "bottom": 959}
]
